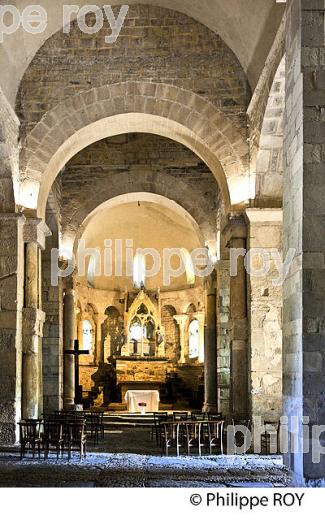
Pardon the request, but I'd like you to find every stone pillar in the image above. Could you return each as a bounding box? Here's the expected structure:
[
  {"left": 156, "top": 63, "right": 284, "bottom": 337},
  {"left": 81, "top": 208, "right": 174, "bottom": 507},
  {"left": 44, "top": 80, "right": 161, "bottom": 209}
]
[
  {"left": 0, "top": 214, "right": 24, "bottom": 443},
  {"left": 174, "top": 314, "right": 188, "bottom": 363},
  {"left": 225, "top": 215, "right": 248, "bottom": 420},
  {"left": 245, "top": 209, "right": 283, "bottom": 424},
  {"left": 63, "top": 280, "right": 76, "bottom": 408},
  {"left": 216, "top": 258, "right": 231, "bottom": 416},
  {"left": 42, "top": 229, "right": 63, "bottom": 413},
  {"left": 22, "top": 219, "right": 50, "bottom": 419},
  {"left": 203, "top": 275, "right": 217, "bottom": 413},
  {"left": 284, "top": 0, "right": 325, "bottom": 484},
  {"left": 96, "top": 313, "right": 107, "bottom": 363}
]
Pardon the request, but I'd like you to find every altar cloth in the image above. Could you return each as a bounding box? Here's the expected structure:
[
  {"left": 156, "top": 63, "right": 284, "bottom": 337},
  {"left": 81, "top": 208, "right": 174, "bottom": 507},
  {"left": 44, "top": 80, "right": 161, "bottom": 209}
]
[{"left": 124, "top": 390, "right": 160, "bottom": 413}]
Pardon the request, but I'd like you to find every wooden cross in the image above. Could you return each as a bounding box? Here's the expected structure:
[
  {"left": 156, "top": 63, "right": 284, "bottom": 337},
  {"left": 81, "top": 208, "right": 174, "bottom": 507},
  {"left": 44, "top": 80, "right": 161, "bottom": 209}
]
[{"left": 64, "top": 340, "right": 89, "bottom": 404}]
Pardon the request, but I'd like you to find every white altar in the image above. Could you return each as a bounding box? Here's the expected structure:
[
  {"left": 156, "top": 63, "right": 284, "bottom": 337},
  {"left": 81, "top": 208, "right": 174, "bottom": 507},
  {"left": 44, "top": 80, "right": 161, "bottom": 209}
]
[{"left": 124, "top": 389, "right": 160, "bottom": 413}]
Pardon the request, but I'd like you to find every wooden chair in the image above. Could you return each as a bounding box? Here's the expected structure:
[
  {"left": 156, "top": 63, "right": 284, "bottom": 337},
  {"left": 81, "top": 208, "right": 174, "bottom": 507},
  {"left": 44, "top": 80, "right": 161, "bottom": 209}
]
[
  {"left": 152, "top": 412, "right": 168, "bottom": 445},
  {"left": 173, "top": 412, "right": 188, "bottom": 422},
  {"left": 160, "top": 422, "right": 183, "bottom": 456},
  {"left": 205, "top": 420, "right": 224, "bottom": 455},
  {"left": 85, "top": 412, "right": 102, "bottom": 444},
  {"left": 19, "top": 419, "right": 42, "bottom": 459},
  {"left": 67, "top": 419, "right": 87, "bottom": 461},
  {"left": 185, "top": 422, "right": 204, "bottom": 456},
  {"left": 261, "top": 421, "right": 280, "bottom": 454},
  {"left": 208, "top": 413, "right": 223, "bottom": 421},
  {"left": 231, "top": 419, "right": 251, "bottom": 454},
  {"left": 43, "top": 420, "right": 64, "bottom": 460},
  {"left": 191, "top": 412, "right": 206, "bottom": 421}
]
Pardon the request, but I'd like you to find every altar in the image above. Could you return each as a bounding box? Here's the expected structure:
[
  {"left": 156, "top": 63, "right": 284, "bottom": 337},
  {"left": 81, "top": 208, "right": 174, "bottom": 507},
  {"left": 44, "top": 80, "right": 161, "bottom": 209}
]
[{"left": 124, "top": 389, "right": 160, "bottom": 413}]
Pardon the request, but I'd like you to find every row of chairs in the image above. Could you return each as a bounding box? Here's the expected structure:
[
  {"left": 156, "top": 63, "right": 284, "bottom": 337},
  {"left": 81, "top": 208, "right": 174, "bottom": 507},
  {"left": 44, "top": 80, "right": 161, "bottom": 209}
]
[
  {"left": 19, "top": 418, "right": 87, "bottom": 460},
  {"left": 151, "top": 412, "right": 223, "bottom": 445},
  {"left": 45, "top": 410, "right": 105, "bottom": 445},
  {"left": 160, "top": 420, "right": 224, "bottom": 456},
  {"left": 152, "top": 414, "right": 280, "bottom": 455}
]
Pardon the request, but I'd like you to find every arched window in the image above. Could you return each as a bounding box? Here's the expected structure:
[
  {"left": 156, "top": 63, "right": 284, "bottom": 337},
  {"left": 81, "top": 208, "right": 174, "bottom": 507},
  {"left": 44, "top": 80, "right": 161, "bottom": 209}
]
[
  {"left": 128, "top": 303, "right": 157, "bottom": 356},
  {"left": 130, "top": 317, "right": 142, "bottom": 342},
  {"left": 189, "top": 319, "right": 199, "bottom": 359},
  {"left": 82, "top": 320, "right": 93, "bottom": 352},
  {"left": 133, "top": 252, "right": 146, "bottom": 289}
]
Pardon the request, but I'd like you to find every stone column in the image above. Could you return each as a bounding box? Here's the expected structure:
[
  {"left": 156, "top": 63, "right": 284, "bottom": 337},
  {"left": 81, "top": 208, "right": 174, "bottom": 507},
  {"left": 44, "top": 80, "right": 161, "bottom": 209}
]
[
  {"left": 245, "top": 209, "right": 283, "bottom": 424},
  {"left": 63, "top": 279, "right": 76, "bottom": 408},
  {"left": 284, "top": 0, "right": 325, "bottom": 484},
  {"left": 203, "top": 275, "right": 218, "bottom": 413},
  {"left": 225, "top": 215, "right": 248, "bottom": 420},
  {"left": 0, "top": 214, "right": 24, "bottom": 443},
  {"left": 95, "top": 313, "right": 107, "bottom": 363},
  {"left": 42, "top": 232, "right": 63, "bottom": 413},
  {"left": 22, "top": 219, "right": 50, "bottom": 419},
  {"left": 174, "top": 314, "right": 188, "bottom": 363}
]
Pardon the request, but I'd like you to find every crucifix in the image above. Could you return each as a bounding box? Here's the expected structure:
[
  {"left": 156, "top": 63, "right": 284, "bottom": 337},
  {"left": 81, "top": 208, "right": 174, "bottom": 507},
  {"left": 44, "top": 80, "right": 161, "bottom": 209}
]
[{"left": 64, "top": 339, "right": 89, "bottom": 404}]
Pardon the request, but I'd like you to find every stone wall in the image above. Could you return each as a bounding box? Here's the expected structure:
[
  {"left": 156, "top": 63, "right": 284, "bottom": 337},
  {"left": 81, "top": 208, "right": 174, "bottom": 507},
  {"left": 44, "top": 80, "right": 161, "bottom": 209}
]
[{"left": 16, "top": 5, "right": 249, "bottom": 141}]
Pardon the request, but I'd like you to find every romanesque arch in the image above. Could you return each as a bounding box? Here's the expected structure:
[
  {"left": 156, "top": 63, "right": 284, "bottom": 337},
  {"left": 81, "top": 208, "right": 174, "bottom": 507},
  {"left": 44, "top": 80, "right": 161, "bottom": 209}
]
[
  {"left": 67, "top": 191, "right": 211, "bottom": 257},
  {"left": 18, "top": 82, "right": 250, "bottom": 216}
]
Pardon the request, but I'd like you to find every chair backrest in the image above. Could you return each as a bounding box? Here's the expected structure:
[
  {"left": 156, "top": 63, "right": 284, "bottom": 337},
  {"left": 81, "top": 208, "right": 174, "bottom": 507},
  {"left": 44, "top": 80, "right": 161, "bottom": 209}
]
[
  {"left": 44, "top": 420, "right": 63, "bottom": 441},
  {"left": 208, "top": 413, "right": 223, "bottom": 421},
  {"left": 232, "top": 418, "right": 251, "bottom": 430},
  {"left": 191, "top": 412, "right": 206, "bottom": 421},
  {"left": 19, "top": 420, "right": 41, "bottom": 441},
  {"left": 173, "top": 412, "right": 188, "bottom": 421},
  {"left": 154, "top": 412, "right": 168, "bottom": 424}
]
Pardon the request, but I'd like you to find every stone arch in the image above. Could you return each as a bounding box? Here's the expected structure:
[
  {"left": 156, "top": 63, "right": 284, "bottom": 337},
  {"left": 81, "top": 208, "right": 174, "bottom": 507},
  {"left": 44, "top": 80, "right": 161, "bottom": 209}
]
[
  {"left": 186, "top": 303, "right": 197, "bottom": 314},
  {"left": 0, "top": 89, "right": 18, "bottom": 212},
  {"left": 67, "top": 192, "right": 208, "bottom": 258},
  {"left": 102, "top": 306, "right": 124, "bottom": 358},
  {"left": 254, "top": 55, "right": 285, "bottom": 205},
  {"left": 161, "top": 305, "right": 180, "bottom": 362},
  {"left": 19, "top": 82, "right": 250, "bottom": 215},
  {"left": 247, "top": 14, "right": 285, "bottom": 171},
  {"left": 62, "top": 174, "right": 217, "bottom": 251}
]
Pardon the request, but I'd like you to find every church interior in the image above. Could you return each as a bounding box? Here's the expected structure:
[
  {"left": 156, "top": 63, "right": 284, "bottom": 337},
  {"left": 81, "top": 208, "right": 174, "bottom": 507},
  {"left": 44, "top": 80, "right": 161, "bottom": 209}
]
[{"left": 0, "top": 0, "right": 324, "bottom": 488}]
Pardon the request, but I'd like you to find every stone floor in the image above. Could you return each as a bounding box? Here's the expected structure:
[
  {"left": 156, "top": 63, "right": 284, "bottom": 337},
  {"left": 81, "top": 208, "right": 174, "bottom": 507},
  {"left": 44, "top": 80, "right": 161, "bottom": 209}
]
[{"left": 0, "top": 427, "right": 292, "bottom": 487}]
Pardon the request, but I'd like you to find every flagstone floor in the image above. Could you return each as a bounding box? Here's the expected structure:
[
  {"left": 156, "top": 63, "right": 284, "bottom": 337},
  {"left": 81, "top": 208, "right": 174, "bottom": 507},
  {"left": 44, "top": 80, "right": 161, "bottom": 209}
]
[{"left": 0, "top": 427, "right": 291, "bottom": 488}]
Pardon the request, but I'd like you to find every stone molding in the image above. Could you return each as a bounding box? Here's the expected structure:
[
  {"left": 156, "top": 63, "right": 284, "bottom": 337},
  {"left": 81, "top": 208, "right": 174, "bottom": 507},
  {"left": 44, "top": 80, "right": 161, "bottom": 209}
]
[{"left": 23, "top": 218, "right": 51, "bottom": 250}]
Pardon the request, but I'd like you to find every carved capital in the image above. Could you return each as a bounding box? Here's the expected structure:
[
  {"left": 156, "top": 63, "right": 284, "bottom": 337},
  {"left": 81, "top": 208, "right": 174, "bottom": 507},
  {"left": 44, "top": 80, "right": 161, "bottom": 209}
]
[
  {"left": 23, "top": 218, "right": 51, "bottom": 250},
  {"left": 223, "top": 213, "right": 247, "bottom": 245}
]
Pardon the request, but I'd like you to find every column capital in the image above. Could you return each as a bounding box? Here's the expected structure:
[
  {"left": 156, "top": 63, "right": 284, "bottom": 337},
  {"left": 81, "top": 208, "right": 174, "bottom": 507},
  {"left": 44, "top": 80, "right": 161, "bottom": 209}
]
[
  {"left": 223, "top": 213, "right": 247, "bottom": 245},
  {"left": 23, "top": 218, "right": 51, "bottom": 250},
  {"left": 204, "top": 271, "right": 216, "bottom": 294},
  {"left": 245, "top": 208, "right": 283, "bottom": 225},
  {"left": 95, "top": 313, "right": 107, "bottom": 325},
  {"left": 173, "top": 314, "right": 188, "bottom": 327}
]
